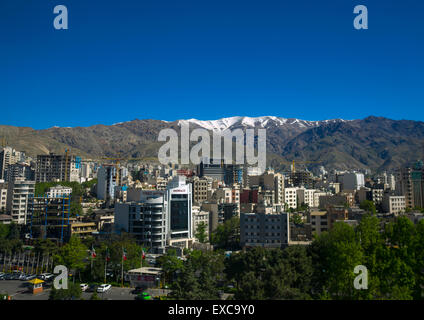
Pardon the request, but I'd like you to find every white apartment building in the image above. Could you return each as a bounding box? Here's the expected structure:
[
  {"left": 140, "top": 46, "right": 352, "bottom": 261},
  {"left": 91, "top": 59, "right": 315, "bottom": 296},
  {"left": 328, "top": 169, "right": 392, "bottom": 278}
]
[
  {"left": 382, "top": 194, "right": 406, "bottom": 215},
  {"left": 0, "top": 184, "right": 7, "bottom": 212},
  {"left": 284, "top": 187, "right": 298, "bottom": 209},
  {"left": 46, "top": 185, "right": 72, "bottom": 198},
  {"left": 296, "top": 188, "right": 316, "bottom": 208},
  {"left": 6, "top": 178, "right": 35, "bottom": 224},
  {"left": 0, "top": 147, "right": 24, "bottom": 180}
]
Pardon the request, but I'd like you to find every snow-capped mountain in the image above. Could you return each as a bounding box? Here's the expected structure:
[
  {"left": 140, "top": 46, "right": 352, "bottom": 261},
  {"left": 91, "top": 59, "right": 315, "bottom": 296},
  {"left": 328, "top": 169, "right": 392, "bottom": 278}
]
[{"left": 177, "top": 116, "right": 349, "bottom": 132}]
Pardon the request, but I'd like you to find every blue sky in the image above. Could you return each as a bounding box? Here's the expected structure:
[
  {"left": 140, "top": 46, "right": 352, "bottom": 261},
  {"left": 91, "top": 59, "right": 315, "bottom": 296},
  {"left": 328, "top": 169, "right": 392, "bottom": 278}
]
[{"left": 1, "top": 0, "right": 423, "bottom": 129}]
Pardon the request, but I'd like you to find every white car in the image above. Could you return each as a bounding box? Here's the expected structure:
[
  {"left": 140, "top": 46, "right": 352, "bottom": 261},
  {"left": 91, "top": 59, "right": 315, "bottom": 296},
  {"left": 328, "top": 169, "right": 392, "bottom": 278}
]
[
  {"left": 39, "top": 273, "right": 55, "bottom": 281},
  {"left": 80, "top": 283, "right": 89, "bottom": 291},
  {"left": 97, "top": 284, "right": 112, "bottom": 293}
]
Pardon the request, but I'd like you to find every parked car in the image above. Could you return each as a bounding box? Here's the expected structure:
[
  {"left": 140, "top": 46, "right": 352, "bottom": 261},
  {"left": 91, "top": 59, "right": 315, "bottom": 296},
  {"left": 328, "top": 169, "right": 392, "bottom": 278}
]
[
  {"left": 135, "top": 292, "right": 151, "bottom": 300},
  {"left": 0, "top": 273, "right": 5, "bottom": 280},
  {"left": 97, "top": 284, "right": 112, "bottom": 293},
  {"left": 39, "top": 273, "right": 55, "bottom": 281},
  {"left": 18, "top": 273, "right": 28, "bottom": 280},
  {"left": 4, "top": 273, "right": 14, "bottom": 280},
  {"left": 24, "top": 274, "right": 36, "bottom": 281},
  {"left": 80, "top": 283, "right": 89, "bottom": 292},
  {"left": 11, "top": 271, "right": 23, "bottom": 280}
]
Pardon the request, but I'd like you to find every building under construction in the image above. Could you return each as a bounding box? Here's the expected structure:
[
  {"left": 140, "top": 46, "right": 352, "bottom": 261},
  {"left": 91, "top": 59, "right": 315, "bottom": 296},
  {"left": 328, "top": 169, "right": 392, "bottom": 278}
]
[
  {"left": 35, "top": 152, "right": 81, "bottom": 183},
  {"left": 29, "top": 195, "right": 96, "bottom": 243}
]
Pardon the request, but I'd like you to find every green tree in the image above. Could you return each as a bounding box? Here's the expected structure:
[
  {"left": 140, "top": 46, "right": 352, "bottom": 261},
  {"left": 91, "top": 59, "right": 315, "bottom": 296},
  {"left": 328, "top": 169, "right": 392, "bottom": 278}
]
[
  {"left": 0, "top": 223, "right": 9, "bottom": 239},
  {"left": 360, "top": 200, "right": 376, "bottom": 215},
  {"left": 292, "top": 213, "right": 303, "bottom": 225},
  {"left": 310, "top": 222, "right": 364, "bottom": 299},
  {"left": 8, "top": 222, "right": 20, "bottom": 240},
  {"left": 210, "top": 216, "right": 240, "bottom": 250},
  {"left": 157, "top": 249, "right": 184, "bottom": 286},
  {"left": 54, "top": 236, "right": 88, "bottom": 281},
  {"left": 49, "top": 282, "right": 82, "bottom": 300},
  {"left": 194, "top": 222, "right": 208, "bottom": 243}
]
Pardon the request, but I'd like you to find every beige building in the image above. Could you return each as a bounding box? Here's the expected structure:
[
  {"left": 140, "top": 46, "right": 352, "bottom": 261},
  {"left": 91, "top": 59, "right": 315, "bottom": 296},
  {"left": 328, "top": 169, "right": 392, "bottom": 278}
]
[
  {"left": 382, "top": 194, "right": 406, "bottom": 215},
  {"left": 309, "top": 209, "right": 328, "bottom": 236},
  {"left": 192, "top": 177, "right": 210, "bottom": 205}
]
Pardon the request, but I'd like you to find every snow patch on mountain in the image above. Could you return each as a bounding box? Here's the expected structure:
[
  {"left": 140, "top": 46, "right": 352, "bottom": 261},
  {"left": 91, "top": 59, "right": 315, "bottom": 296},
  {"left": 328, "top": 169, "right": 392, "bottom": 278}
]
[{"left": 176, "top": 116, "right": 349, "bottom": 132}]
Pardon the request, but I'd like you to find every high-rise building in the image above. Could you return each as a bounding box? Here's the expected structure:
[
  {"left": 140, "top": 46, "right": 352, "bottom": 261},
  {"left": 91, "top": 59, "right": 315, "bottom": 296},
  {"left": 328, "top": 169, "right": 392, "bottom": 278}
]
[
  {"left": 6, "top": 178, "right": 35, "bottom": 224},
  {"left": 396, "top": 161, "right": 424, "bottom": 209},
  {"left": 6, "top": 163, "right": 35, "bottom": 182},
  {"left": 97, "top": 165, "right": 117, "bottom": 201},
  {"left": 0, "top": 147, "right": 24, "bottom": 180},
  {"left": 115, "top": 190, "right": 167, "bottom": 250},
  {"left": 165, "top": 176, "right": 193, "bottom": 248},
  {"left": 0, "top": 183, "right": 8, "bottom": 212},
  {"left": 35, "top": 153, "right": 80, "bottom": 182},
  {"left": 115, "top": 176, "right": 194, "bottom": 252}
]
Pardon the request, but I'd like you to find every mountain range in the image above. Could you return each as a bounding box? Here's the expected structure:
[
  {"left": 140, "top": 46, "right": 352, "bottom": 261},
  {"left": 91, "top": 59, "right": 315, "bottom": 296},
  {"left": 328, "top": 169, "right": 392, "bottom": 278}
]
[{"left": 1, "top": 116, "right": 423, "bottom": 172}]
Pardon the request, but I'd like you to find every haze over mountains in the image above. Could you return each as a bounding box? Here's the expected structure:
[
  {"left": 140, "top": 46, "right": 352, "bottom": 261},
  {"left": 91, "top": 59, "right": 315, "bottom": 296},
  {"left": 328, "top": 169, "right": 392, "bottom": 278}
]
[{"left": 1, "top": 116, "right": 423, "bottom": 172}]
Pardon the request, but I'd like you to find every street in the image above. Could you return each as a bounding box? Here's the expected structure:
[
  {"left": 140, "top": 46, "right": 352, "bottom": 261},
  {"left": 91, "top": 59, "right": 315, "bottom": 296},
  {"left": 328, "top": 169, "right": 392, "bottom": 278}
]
[{"left": 0, "top": 280, "right": 170, "bottom": 300}]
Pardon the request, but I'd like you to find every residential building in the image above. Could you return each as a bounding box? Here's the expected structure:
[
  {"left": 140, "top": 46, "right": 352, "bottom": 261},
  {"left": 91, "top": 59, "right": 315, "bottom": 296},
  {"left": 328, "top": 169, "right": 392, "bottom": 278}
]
[
  {"left": 382, "top": 193, "right": 406, "bottom": 215},
  {"left": 35, "top": 153, "right": 80, "bottom": 182},
  {"left": 46, "top": 185, "right": 72, "bottom": 198},
  {"left": 97, "top": 165, "right": 117, "bottom": 201},
  {"left": 192, "top": 177, "right": 211, "bottom": 205},
  {"left": 192, "top": 206, "right": 209, "bottom": 241},
  {"left": 284, "top": 187, "right": 298, "bottom": 209},
  {"left": 296, "top": 188, "right": 316, "bottom": 208},
  {"left": 6, "top": 163, "right": 35, "bottom": 182},
  {"left": 115, "top": 176, "right": 194, "bottom": 252},
  {"left": 0, "top": 147, "right": 24, "bottom": 180},
  {"left": 338, "top": 172, "right": 365, "bottom": 191},
  {"left": 240, "top": 212, "right": 290, "bottom": 248},
  {"left": 0, "top": 183, "right": 7, "bottom": 212},
  {"left": 396, "top": 161, "right": 424, "bottom": 209},
  {"left": 197, "top": 158, "right": 225, "bottom": 181},
  {"left": 115, "top": 191, "right": 167, "bottom": 251},
  {"left": 6, "top": 178, "right": 35, "bottom": 224},
  {"left": 309, "top": 209, "right": 329, "bottom": 236}
]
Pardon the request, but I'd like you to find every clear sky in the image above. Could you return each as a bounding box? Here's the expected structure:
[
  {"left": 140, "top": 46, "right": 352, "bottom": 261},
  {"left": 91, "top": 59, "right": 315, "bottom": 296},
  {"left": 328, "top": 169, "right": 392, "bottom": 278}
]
[{"left": 1, "top": 0, "right": 423, "bottom": 129}]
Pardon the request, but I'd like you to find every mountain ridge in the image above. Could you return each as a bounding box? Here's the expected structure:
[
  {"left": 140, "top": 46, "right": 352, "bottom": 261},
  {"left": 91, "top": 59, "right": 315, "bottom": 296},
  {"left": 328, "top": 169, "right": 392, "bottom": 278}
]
[{"left": 1, "top": 116, "right": 423, "bottom": 172}]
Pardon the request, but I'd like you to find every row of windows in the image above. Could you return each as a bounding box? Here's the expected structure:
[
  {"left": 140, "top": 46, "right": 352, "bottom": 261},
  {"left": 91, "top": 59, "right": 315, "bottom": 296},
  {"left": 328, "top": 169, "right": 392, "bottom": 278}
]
[{"left": 247, "top": 239, "right": 282, "bottom": 244}]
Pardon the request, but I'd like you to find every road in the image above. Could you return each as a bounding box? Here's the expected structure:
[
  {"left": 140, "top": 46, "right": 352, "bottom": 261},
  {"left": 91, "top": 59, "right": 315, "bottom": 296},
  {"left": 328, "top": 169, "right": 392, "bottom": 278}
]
[{"left": 0, "top": 280, "right": 170, "bottom": 300}]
